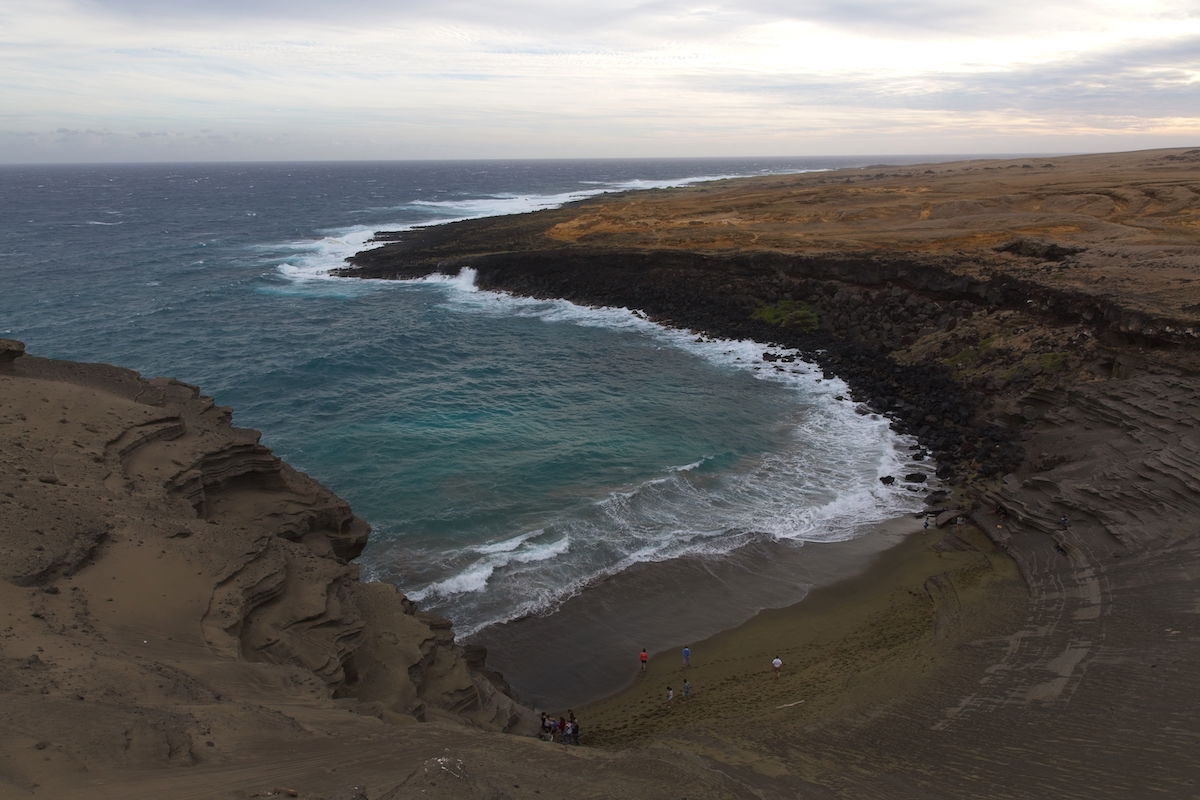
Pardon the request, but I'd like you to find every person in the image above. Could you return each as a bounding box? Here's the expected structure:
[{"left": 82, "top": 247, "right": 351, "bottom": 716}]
[
  {"left": 772, "top": 655, "right": 783, "bottom": 678},
  {"left": 639, "top": 648, "right": 648, "bottom": 672},
  {"left": 1059, "top": 514, "right": 1070, "bottom": 529},
  {"left": 666, "top": 686, "right": 674, "bottom": 702},
  {"left": 682, "top": 645, "right": 691, "bottom": 668},
  {"left": 682, "top": 678, "right": 691, "bottom": 700}
]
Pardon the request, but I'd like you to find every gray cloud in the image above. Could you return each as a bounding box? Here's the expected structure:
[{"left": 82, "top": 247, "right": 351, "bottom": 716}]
[
  {"left": 690, "top": 34, "right": 1200, "bottom": 120},
  {"left": 84, "top": 0, "right": 638, "bottom": 29},
  {"left": 703, "top": 0, "right": 1064, "bottom": 34},
  {"left": 82, "top": 0, "right": 1183, "bottom": 38},
  {"left": 54, "top": 127, "right": 115, "bottom": 136},
  {"left": 6, "top": 1, "right": 1195, "bottom": 162}
]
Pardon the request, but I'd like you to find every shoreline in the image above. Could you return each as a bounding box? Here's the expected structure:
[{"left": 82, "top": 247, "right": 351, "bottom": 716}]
[
  {"left": 471, "top": 513, "right": 933, "bottom": 709},
  {"left": 578, "top": 517, "right": 1025, "bottom": 751}
]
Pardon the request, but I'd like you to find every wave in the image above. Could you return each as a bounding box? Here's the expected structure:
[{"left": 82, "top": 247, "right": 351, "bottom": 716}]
[
  {"left": 407, "top": 531, "right": 571, "bottom": 603},
  {"left": 668, "top": 456, "right": 711, "bottom": 473}
]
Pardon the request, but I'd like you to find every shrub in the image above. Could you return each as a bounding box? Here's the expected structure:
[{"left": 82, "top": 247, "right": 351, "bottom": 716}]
[
  {"left": 1038, "top": 351, "right": 1069, "bottom": 372},
  {"left": 751, "top": 300, "right": 819, "bottom": 332}
]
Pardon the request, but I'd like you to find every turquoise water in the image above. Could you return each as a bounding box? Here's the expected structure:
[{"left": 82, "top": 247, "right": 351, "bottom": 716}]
[{"left": 0, "top": 157, "right": 930, "bottom": 635}]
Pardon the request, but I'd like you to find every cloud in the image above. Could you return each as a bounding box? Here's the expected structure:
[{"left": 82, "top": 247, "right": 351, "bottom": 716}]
[
  {"left": 76, "top": 0, "right": 1200, "bottom": 41},
  {"left": 680, "top": 32, "right": 1200, "bottom": 116},
  {"left": 2, "top": 0, "right": 1197, "bottom": 161}
]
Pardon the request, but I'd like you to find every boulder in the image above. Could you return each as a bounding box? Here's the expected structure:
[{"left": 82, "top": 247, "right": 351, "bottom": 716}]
[{"left": 0, "top": 338, "right": 25, "bottom": 370}]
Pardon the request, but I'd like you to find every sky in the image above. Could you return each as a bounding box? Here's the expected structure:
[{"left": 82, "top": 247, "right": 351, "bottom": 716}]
[{"left": 1, "top": 0, "right": 1198, "bottom": 162}]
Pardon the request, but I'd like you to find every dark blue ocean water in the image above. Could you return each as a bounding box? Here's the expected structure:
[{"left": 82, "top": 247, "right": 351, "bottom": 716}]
[{"left": 0, "top": 157, "right": 930, "bottom": 636}]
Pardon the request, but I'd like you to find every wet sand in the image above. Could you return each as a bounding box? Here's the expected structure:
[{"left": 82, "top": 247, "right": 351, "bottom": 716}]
[
  {"left": 577, "top": 519, "right": 1025, "bottom": 750},
  {"left": 472, "top": 514, "right": 934, "bottom": 709}
]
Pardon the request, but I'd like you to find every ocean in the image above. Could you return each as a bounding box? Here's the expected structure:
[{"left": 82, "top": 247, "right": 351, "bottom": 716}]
[{"left": 1, "top": 156, "right": 936, "bottom": 703}]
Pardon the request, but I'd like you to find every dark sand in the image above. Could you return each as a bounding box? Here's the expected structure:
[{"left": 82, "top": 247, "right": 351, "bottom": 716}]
[
  {"left": 474, "top": 515, "right": 928, "bottom": 709},
  {"left": 579, "top": 520, "right": 1024, "bottom": 749}
]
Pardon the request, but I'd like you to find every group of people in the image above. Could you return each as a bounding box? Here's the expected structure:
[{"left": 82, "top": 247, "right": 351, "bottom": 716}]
[
  {"left": 539, "top": 646, "right": 789, "bottom": 744},
  {"left": 647, "top": 645, "right": 787, "bottom": 690},
  {"left": 539, "top": 710, "right": 581, "bottom": 744},
  {"left": 641, "top": 645, "right": 692, "bottom": 673},
  {"left": 664, "top": 678, "right": 692, "bottom": 701}
]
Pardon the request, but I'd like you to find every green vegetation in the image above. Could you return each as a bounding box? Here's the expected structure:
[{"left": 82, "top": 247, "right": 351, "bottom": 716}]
[
  {"left": 1038, "top": 351, "right": 1070, "bottom": 372},
  {"left": 751, "top": 300, "right": 820, "bottom": 332},
  {"left": 1003, "top": 351, "right": 1072, "bottom": 383},
  {"left": 945, "top": 336, "right": 995, "bottom": 368}
]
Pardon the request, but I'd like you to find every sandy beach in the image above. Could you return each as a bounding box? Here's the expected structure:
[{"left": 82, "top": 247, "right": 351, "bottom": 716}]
[
  {"left": 477, "top": 514, "right": 940, "bottom": 709},
  {"left": 579, "top": 519, "right": 1023, "bottom": 749}
]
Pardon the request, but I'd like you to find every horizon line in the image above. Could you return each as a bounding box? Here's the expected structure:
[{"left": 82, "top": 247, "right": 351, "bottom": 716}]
[{"left": 0, "top": 150, "right": 1100, "bottom": 168}]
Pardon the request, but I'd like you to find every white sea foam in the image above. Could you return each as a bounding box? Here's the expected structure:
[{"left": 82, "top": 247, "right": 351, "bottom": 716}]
[
  {"left": 668, "top": 457, "right": 710, "bottom": 473},
  {"left": 473, "top": 528, "right": 546, "bottom": 555},
  {"left": 409, "top": 533, "right": 570, "bottom": 604},
  {"left": 413, "top": 267, "right": 480, "bottom": 293}
]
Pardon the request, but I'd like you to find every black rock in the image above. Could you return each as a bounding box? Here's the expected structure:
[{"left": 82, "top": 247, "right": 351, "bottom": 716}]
[{"left": 925, "top": 490, "right": 950, "bottom": 505}]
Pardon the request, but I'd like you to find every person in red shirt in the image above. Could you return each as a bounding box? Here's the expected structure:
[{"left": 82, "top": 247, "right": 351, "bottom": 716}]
[{"left": 639, "top": 648, "right": 649, "bottom": 672}]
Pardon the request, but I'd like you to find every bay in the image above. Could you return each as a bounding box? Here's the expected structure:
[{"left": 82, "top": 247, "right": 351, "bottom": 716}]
[{"left": 0, "top": 156, "right": 932, "bottom": 642}]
